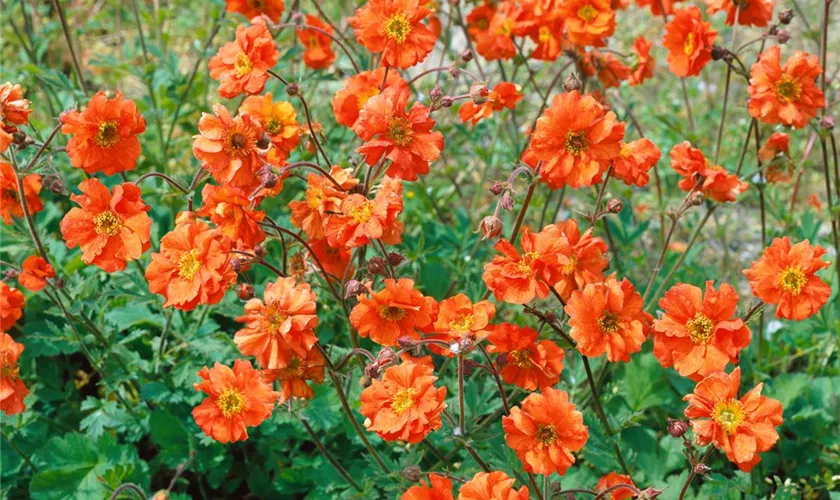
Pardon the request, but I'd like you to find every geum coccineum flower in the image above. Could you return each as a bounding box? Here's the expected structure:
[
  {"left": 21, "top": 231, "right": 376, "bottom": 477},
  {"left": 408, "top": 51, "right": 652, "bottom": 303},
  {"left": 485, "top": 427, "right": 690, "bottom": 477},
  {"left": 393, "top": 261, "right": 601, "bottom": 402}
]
[
  {"left": 596, "top": 472, "right": 637, "bottom": 500},
  {"left": 192, "top": 359, "right": 279, "bottom": 443},
  {"left": 426, "top": 293, "right": 495, "bottom": 356},
  {"left": 705, "top": 0, "right": 773, "bottom": 26},
  {"left": 468, "top": 2, "right": 517, "bottom": 61},
  {"left": 224, "top": 0, "right": 285, "bottom": 23},
  {"left": 581, "top": 51, "right": 631, "bottom": 89},
  {"left": 360, "top": 360, "right": 446, "bottom": 443},
  {"left": 60, "top": 90, "right": 146, "bottom": 175},
  {"left": 193, "top": 104, "right": 266, "bottom": 191},
  {"left": 743, "top": 237, "right": 831, "bottom": 320},
  {"left": 297, "top": 15, "right": 336, "bottom": 70},
  {"left": 18, "top": 255, "right": 55, "bottom": 292},
  {"left": 196, "top": 184, "right": 265, "bottom": 251},
  {"left": 354, "top": 86, "right": 444, "bottom": 181},
  {"left": 486, "top": 323, "right": 564, "bottom": 391},
  {"left": 349, "top": 0, "right": 437, "bottom": 69},
  {"left": 558, "top": 0, "right": 616, "bottom": 47},
  {"left": 263, "top": 347, "right": 325, "bottom": 404},
  {"left": 684, "top": 367, "right": 783, "bottom": 471},
  {"left": 324, "top": 178, "right": 404, "bottom": 248},
  {"left": 289, "top": 167, "right": 357, "bottom": 240},
  {"left": 758, "top": 132, "right": 794, "bottom": 183},
  {"left": 306, "top": 238, "right": 354, "bottom": 279},
  {"left": 551, "top": 219, "right": 610, "bottom": 302},
  {"left": 459, "top": 82, "right": 522, "bottom": 125},
  {"left": 239, "top": 92, "right": 299, "bottom": 161},
  {"left": 402, "top": 473, "right": 453, "bottom": 500},
  {"left": 350, "top": 278, "right": 438, "bottom": 346},
  {"left": 653, "top": 281, "right": 751, "bottom": 381},
  {"left": 0, "top": 82, "right": 32, "bottom": 153},
  {"left": 663, "top": 6, "right": 717, "bottom": 77},
  {"left": 1, "top": 332, "right": 28, "bottom": 415},
  {"left": 146, "top": 219, "right": 237, "bottom": 311},
  {"left": 529, "top": 90, "right": 625, "bottom": 189},
  {"left": 234, "top": 278, "right": 318, "bottom": 370},
  {"left": 628, "top": 37, "right": 655, "bottom": 86},
  {"left": 0, "top": 161, "right": 43, "bottom": 225},
  {"left": 0, "top": 282, "right": 24, "bottom": 332},
  {"left": 670, "top": 142, "right": 747, "bottom": 202},
  {"left": 565, "top": 275, "right": 652, "bottom": 362},
  {"left": 458, "top": 471, "right": 530, "bottom": 500},
  {"left": 612, "top": 138, "right": 661, "bottom": 187},
  {"left": 503, "top": 387, "right": 589, "bottom": 475},
  {"left": 209, "top": 19, "right": 279, "bottom": 98},
  {"left": 332, "top": 68, "right": 408, "bottom": 129},
  {"left": 60, "top": 179, "right": 152, "bottom": 273},
  {"left": 747, "top": 46, "right": 825, "bottom": 129}
]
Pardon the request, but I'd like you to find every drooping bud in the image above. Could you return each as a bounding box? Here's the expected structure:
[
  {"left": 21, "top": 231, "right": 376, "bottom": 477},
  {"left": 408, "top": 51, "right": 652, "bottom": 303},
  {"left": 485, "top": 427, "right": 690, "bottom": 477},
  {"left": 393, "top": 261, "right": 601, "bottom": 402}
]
[
  {"left": 489, "top": 182, "right": 505, "bottom": 196},
  {"left": 563, "top": 73, "right": 582, "bottom": 92},
  {"left": 254, "top": 245, "right": 266, "bottom": 258},
  {"left": 230, "top": 258, "right": 242, "bottom": 273},
  {"left": 476, "top": 215, "right": 504, "bottom": 240},
  {"left": 236, "top": 283, "right": 255, "bottom": 300},
  {"left": 3, "top": 269, "right": 20, "bottom": 281},
  {"left": 821, "top": 115, "right": 836, "bottom": 130},
  {"left": 460, "top": 49, "right": 474, "bottom": 62},
  {"left": 401, "top": 465, "right": 422, "bottom": 483},
  {"left": 367, "top": 257, "right": 387, "bottom": 275},
  {"left": 606, "top": 198, "right": 624, "bottom": 214},
  {"left": 667, "top": 418, "right": 689, "bottom": 438},
  {"left": 448, "top": 66, "right": 460, "bottom": 78},
  {"left": 261, "top": 171, "right": 278, "bottom": 189},
  {"left": 440, "top": 96, "right": 454, "bottom": 108},
  {"left": 711, "top": 45, "right": 727, "bottom": 61},
  {"left": 345, "top": 279, "right": 366, "bottom": 299},
  {"left": 776, "top": 29, "right": 790, "bottom": 44},
  {"left": 469, "top": 82, "right": 490, "bottom": 105},
  {"left": 364, "top": 362, "right": 381, "bottom": 380},
  {"left": 377, "top": 347, "right": 397, "bottom": 365},
  {"left": 43, "top": 173, "right": 66, "bottom": 195},
  {"left": 638, "top": 486, "right": 664, "bottom": 499},
  {"left": 285, "top": 83, "right": 300, "bottom": 96},
  {"left": 397, "top": 336, "right": 415, "bottom": 349},
  {"left": 388, "top": 252, "right": 405, "bottom": 266},
  {"left": 778, "top": 9, "right": 794, "bottom": 24},
  {"left": 687, "top": 191, "right": 706, "bottom": 207},
  {"left": 499, "top": 192, "right": 515, "bottom": 211},
  {"left": 430, "top": 85, "right": 443, "bottom": 101},
  {"left": 693, "top": 463, "right": 711, "bottom": 475}
]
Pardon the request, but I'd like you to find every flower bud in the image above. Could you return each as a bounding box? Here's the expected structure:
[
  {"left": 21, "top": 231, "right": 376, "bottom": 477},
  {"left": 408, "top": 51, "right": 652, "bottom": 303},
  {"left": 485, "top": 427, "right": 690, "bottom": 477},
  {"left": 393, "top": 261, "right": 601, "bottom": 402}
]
[
  {"left": 440, "top": 96, "right": 454, "bottom": 108},
  {"left": 639, "top": 487, "right": 664, "bottom": 499},
  {"left": 476, "top": 215, "right": 504, "bottom": 240},
  {"left": 778, "top": 8, "right": 794, "bottom": 24},
  {"left": 364, "top": 362, "right": 381, "bottom": 380},
  {"left": 53, "top": 278, "right": 65, "bottom": 289},
  {"left": 261, "top": 171, "right": 278, "bottom": 188},
  {"left": 667, "top": 418, "right": 688, "bottom": 438},
  {"left": 693, "top": 463, "right": 711, "bottom": 475},
  {"left": 448, "top": 66, "right": 460, "bottom": 78},
  {"left": 359, "top": 374, "right": 372, "bottom": 387},
  {"left": 430, "top": 85, "right": 443, "bottom": 101},
  {"left": 230, "top": 258, "right": 242, "bottom": 273},
  {"left": 345, "top": 279, "right": 366, "bottom": 299},
  {"left": 397, "top": 336, "right": 415, "bottom": 349},
  {"left": 470, "top": 82, "right": 490, "bottom": 105},
  {"left": 256, "top": 135, "right": 271, "bottom": 149},
  {"left": 292, "top": 11, "right": 305, "bottom": 24},
  {"left": 388, "top": 252, "right": 405, "bottom": 266},
  {"left": 461, "top": 49, "right": 474, "bottom": 62},
  {"left": 776, "top": 29, "right": 790, "bottom": 44},
  {"left": 43, "top": 174, "right": 66, "bottom": 195},
  {"left": 285, "top": 83, "right": 300, "bottom": 96},
  {"left": 489, "top": 182, "right": 505, "bottom": 196},
  {"left": 767, "top": 24, "right": 778, "bottom": 35},
  {"left": 3, "top": 269, "right": 20, "bottom": 281},
  {"left": 236, "top": 283, "right": 254, "bottom": 300},
  {"left": 499, "top": 192, "right": 515, "bottom": 211},
  {"left": 821, "top": 115, "right": 836, "bottom": 130},
  {"left": 606, "top": 198, "right": 624, "bottom": 214},
  {"left": 563, "top": 73, "right": 582, "bottom": 92},
  {"left": 687, "top": 191, "right": 705, "bottom": 207},
  {"left": 711, "top": 45, "right": 727, "bottom": 61},
  {"left": 401, "top": 465, "right": 422, "bottom": 483},
  {"left": 377, "top": 347, "right": 396, "bottom": 365},
  {"left": 367, "top": 257, "right": 387, "bottom": 275},
  {"left": 254, "top": 245, "right": 266, "bottom": 258}
]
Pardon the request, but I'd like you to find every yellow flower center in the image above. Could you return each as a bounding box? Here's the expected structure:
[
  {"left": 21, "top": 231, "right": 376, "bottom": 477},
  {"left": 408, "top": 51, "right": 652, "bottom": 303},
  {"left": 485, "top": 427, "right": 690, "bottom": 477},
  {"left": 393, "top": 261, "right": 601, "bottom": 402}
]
[
  {"left": 263, "top": 116, "right": 283, "bottom": 135},
  {"left": 683, "top": 33, "right": 696, "bottom": 55},
  {"left": 384, "top": 14, "right": 412, "bottom": 44},
  {"left": 262, "top": 303, "right": 290, "bottom": 337},
  {"left": 564, "top": 131, "right": 588, "bottom": 155},
  {"left": 378, "top": 305, "right": 407, "bottom": 321},
  {"left": 278, "top": 356, "right": 306, "bottom": 378},
  {"left": 234, "top": 52, "right": 253, "bottom": 78},
  {"left": 577, "top": 4, "right": 598, "bottom": 22},
  {"left": 387, "top": 117, "right": 414, "bottom": 147},
  {"left": 390, "top": 387, "right": 417, "bottom": 415},
  {"left": 349, "top": 200, "right": 377, "bottom": 224},
  {"left": 178, "top": 249, "right": 202, "bottom": 281},
  {"left": 95, "top": 121, "right": 120, "bottom": 148},
  {"left": 450, "top": 313, "right": 476, "bottom": 332},
  {"left": 216, "top": 388, "right": 246, "bottom": 418},
  {"left": 778, "top": 265, "right": 807, "bottom": 295},
  {"left": 538, "top": 26, "right": 552, "bottom": 43},
  {"left": 535, "top": 423, "right": 558, "bottom": 446},
  {"left": 356, "top": 87, "right": 381, "bottom": 110},
  {"left": 0, "top": 351, "right": 20, "bottom": 380},
  {"left": 508, "top": 349, "right": 533, "bottom": 368},
  {"left": 516, "top": 251, "right": 540, "bottom": 274},
  {"left": 497, "top": 18, "right": 514, "bottom": 36},
  {"left": 93, "top": 211, "right": 122, "bottom": 237},
  {"left": 712, "top": 398, "right": 745, "bottom": 434},
  {"left": 774, "top": 74, "right": 802, "bottom": 103},
  {"left": 306, "top": 187, "right": 324, "bottom": 209},
  {"left": 619, "top": 142, "right": 633, "bottom": 158},
  {"left": 686, "top": 312, "right": 714, "bottom": 345},
  {"left": 598, "top": 311, "right": 620, "bottom": 334}
]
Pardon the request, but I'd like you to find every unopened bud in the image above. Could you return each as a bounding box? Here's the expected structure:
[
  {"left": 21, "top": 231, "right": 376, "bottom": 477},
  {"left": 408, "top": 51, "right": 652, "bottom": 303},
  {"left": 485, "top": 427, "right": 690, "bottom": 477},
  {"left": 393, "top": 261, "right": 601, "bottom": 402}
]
[
  {"left": 236, "top": 283, "right": 254, "bottom": 300},
  {"left": 3, "top": 269, "right": 19, "bottom": 281},
  {"left": 430, "top": 85, "right": 443, "bottom": 101},
  {"left": 367, "top": 257, "right": 387, "bottom": 275},
  {"left": 43, "top": 174, "right": 66, "bottom": 195},
  {"left": 778, "top": 9, "right": 794, "bottom": 24},
  {"left": 767, "top": 24, "right": 779, "bottom": 36},
  {"left": 563, "top": 73, "right": 582, "bottom": 92},
  {"left": 285, "top": 83, "right": 300, "bottom": 96},
  {"left": 344, "top": 279, "right": 366, "bottom": 299},
  {"left": 256, "top": 135, "right": 271, "bottom": 149},
  {"left": 359, "top": 374, "right": 372, "bottom": 387},
  {"left": 470, "top": 82, "right": 490, "bottom": 105},
  {"left": 639, "top": 487, "right": 664, "bottom": 499},
  {"left": 495, "top": 352, "right": 509, "bottom": 367},
  {"left": 364, "top": 362, "right": 381, "bottom": 380},
  {"left": 667, "top": 418, "right": 689, "bottom": 438},
  {"left": 261, "top": 171, "right": 278, "bottom": 188},
  {"left": 693, "top": 463, "right": 711, "bottom": 475},
  {"left": 489, "top": 182, "right": 505, "bottom": 196},
  {"left": 53, "top": 278, "right": 65, "bottom": 289},
  {"left": 448, "top": 66, "right": 460, "bottom": 78},
  {"left": 254, "top": 245, "right": 266, "bottom": 258},
  {"left": 12, "top": 131, "right": 28, "bottom": 147},
  {"left": 711, "top": 45, "right": 727, "bottom": 61},
  {"left": 606, "top": 198, "right": 624, "bottom": 214},
  {"left": 230, "top": 258, "right": 242, "bottom": 273},
  {"left": 476, "top": 215, "right": 504, "bottom": 240},
  {"left": 688, "top": 191, "right": 705, "bottom": 206},
  {"left": 377, "top": 347, "right": 396, "bottom": 365},
  {"left": 440, "top": 96, "right": 454, "bottom": 108},
  {"left": 461, "top": 49, "right": 474, "bottom": 62},
  {"left": 397, "top": 336, "right": 415, "bottom": 349},
  {"left": 292, "top": 11, "right": 305, "bottom": 24},
  {"left": 388, "top": 252, "right": 404, "bottom": 266},
  {"left": 821, "top": 115, "right": 836, "bottom": 130},
  {"left": 776, "top": 29, "right": 790, "bottom": 44},
  {"left": 401, "top": 465, "right": 422, "bottom": 483},
  {"left": 544, "top": 311, "right": 557, "bottom": 323},
  {"left": 499, "top": 192, "right": 515, "bottom": 211}
]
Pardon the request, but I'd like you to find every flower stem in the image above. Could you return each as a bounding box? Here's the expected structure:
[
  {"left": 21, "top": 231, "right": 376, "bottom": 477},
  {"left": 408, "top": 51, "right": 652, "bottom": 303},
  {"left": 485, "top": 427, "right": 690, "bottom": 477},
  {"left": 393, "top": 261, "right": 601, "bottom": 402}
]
[
  {"left": 299, "top": 417, "right": 363, "bottom": 491},
  {"left": 52, "top": 0, "right": 88, "bottom": 95},
  {"left": 582, "top": 356, "right": 631, "bottom": 477}
]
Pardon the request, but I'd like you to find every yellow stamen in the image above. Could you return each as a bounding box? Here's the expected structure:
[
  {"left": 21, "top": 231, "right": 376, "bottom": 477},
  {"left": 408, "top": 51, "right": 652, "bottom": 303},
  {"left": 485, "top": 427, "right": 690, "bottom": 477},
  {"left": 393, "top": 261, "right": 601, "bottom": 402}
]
[
  {"left": 178, "top": 249, "right": 202, "bottom": 281},
  {"left": 686, "top": 312, "right": 714, "bottom": 345},
  {"left": 564, "top": 131, "right": 588, "bottom": 155},
  {"left": 535, "top": 423, "right": 558, "bottom": 446},
  {"left": 577, "top": 4, "right": 598, "bottom": 22},
  {"left": 387, "top": 117, "right": 414, "bottom": 147},
  {"left": 384, "top": 14, "right": 412, "bottom": 44},
  {"left": 234, "top": 52, "right": 253, "bottom": 78},
  {"left": 95, "top": 121, "right": 120, "bottom": 148},
  {"left": 93, "top": 211, "right": 122, "bottom": 237},
  {"left": 390, "top": 387, "right": 417, "bottom": 415},
  {"left": 598, "top": 312, "right": 620, "bottom": 334},
  {"left": 450, "top": 314, "right": 476, "bottom": 332},
  {"left": 378, "top": 305, "right": 407, "bottom": 321},
  {"left": 683, "top": 33, "right": 696, "bottom": 55},
  {"left": 216, "top": 388, "right": 246, "bottom": 418},
  {"left": 508, "top": 349, "right": 533, "bottom": 368},
  {"left": 349, "top": 200, "right": 377, "bottom": 224},
  {"left": 712, "top": 398, "right": 745, "bottom": 434},
  {"left": 778, "top": 265, "right": 807, "bottom": 295},
  {"left": 774, "top": 74, "right": 802, "bottom": 104}
]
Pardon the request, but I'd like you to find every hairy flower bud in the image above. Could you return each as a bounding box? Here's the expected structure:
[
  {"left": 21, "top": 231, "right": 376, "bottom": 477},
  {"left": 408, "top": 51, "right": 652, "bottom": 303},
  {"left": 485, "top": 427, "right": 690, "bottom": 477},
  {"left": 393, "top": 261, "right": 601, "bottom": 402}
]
[
  {"left": 377, "top": 347, "right": 397, "bottom": 365},
  {"left": 345, "top": 279, "right": 366, "bottom": 299},
  {"left": 778, "top": 9, "right": 794, "bottom": 24},
  {"left": 285, "top": 83, "right": 300, "bottom": 96},
  {"left": 499, "top": 192, "right": 515, "bottom": 211},
  {"left": 776, "top": 29, "right": 790, "bottom": 44},
  {"left": 367, "top": 257, "right": 387, "bottom": 275},
  {"left": 430, "top": 85, "right": 443, "bottom": 101},
  {"left": 563, "top": 73, "right": 582, "bottom": 92},
  {"left": 388, "top": 252, "right": 405, "bottom": 266},
  {"left": 254, "top": 245, "right": 266, "bottom": 258},
  {"left": 261, "top": 171, "right": 278, "bottom": 188},
  {"left": 711, "top": 45, "right": 727, "bottom": 61},
  {"left": 821, "top": 115, "right": 836, "bottom": 130},
  {"left": 364, "top": 362, "right": 381, "bottom": 380},
  {"left": 667, "top": 418, "right": 689, "bottom": 438},
  {"left": 639, "top": 487, "right": 664, "bottom": 499},
  {"left": 236, "top": 283, "right": 254, "bottom": 301},
  {"left": 470, "top": 82, "right": 490, "bottom": 105},
  {"left": 448, "top": 66, "right": 460, "bottom": 78},
  {"left": 489, "top": 182, "right": 505, "bottom": 196},
  {"left": 3, "top": 269, "right": 19, "bottom": 281},
  {"left": 401, "top": 465, "right": 422, "bottom": 483},
  {"left": 606, "top": 198, "right": 624, "bottom": 214},
  {"left": 687, "top": 191, "right": 706, "bottom": 207},
  {"left": 476, "top": 215, "right": 504, "bottom": 240},
  {"left": 693, "top": 463, "right": 711, "bottom": 475},
  {"left": 43, "top": 173, "right": 66, "bottom": 195},
  {"left": 461, "top": 49, "right": 474, "bottom": 62},
  {"left": 256, "top": 135, "right": 271, "bottom": 149},
  {"left": 397, "top": 336, "right": 415, "bottom": 349},
  {"left": 440, "top": 96, "right": 454, "bottom": 108},
  {"left": 230, "top": 258, "right": 242, "bottom": 273}
]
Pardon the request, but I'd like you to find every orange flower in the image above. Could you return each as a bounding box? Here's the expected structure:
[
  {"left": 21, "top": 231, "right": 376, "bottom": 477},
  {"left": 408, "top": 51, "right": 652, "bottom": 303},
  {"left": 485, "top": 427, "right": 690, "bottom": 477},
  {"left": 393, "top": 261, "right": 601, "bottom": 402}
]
[
  {"left": 653, "top": 281, "right": 751, "bottom": 381},
  {"left": 502, "top": 387, "right": 588, "bottom": 475},
  {"left": 669, "top": 142, "right": 747, "bottom": 202},
  {"left": 528, "top": 17, "right": 565, "bottom": 62},
  {"left": 297, "top": 15, "right": 336, "bottom": 70},
  {"left": 427, "top": 294, "right": 495, "bottom": 356},
  {"left": 18, "top": 255, "right": 56, "bottom": 293},
  {"left": 636, "top": 0, "right": 682, "bottom": 16},
  {"left": 355, "top": 86, "right": 444, "bottom": 181},
  {"left": 60, "top": 179, "right": 152, "bottom": 272},
  {"left": 705, "top": 0, "right": 772, "bottom": 26},
  {"left": 551, "top": 219, "right": 610, "bottom": 302},
  {"left": 565, "top": 275, "right": 652, "bottom": 362},
  {"left": 628, "top": 37, "right": 655, "bottom": 86},
  {"left": 325, "top": 180, "right": 404, "bottom": 248},
  {"left": 529, "top": 90, "right": 625, "bottom": 189},
  {"left": 263, "top": 342, "right": 326, "bottom": 403},
  {"left": 234, "top": 278, "right": 318, "bottom": 370},
  {"left": 806, "top": 193, "right": 823, "bottom": 211},
  {"left": 0, "top": 282, "right": 24, "bottom": 332},
  {"left": 192, "top": 359, "right": 279, "bottom": 443},
  {"left": 349, "top": 0, "right": 437, "bottom": 69},
  {"left": 747, "top": 46, "right": 825, "bottom": 129},
  {"left": 307, "top": 238, "right": 354, "bottom": 279},
  {"left": 0, "top": 161, "right": 43, "bottom": 225},
  {"left": 595, "top": 472, "right": 637, "bottom": 500},
  {"left": 558, "top": 0, "right": 616, "bottom": 47},
  {"left": 360, "top": 360, "right": 446, "bottom": 443},
  {"left": 582, "top": 51, "right": 631, "bottom": 89},
  {"left": 458, "top": 471, "right": 529, "bottom": 500},
  {"left": 1, "top": 332, "right": 28, "bottom": 415},
  {"left": 350, "top": 278, "right": 438, "bottom": 346},
  {"left": 1, "top": 82, "right": 32, "bottom": 153},
  {"left": 60, "top": 91, "right": 146, "bottom": 175},
  {"left": 683, "top": 367, "right": 783, "bottom": 471},
  {"left": 332, "top": 68, "right": 409, "bottom": 129},
  {"left": 193, "top": 104, "right": 266, "bottom": 190},
  {"left": 146, "top": 220, "right": 237, "bottom": 310},
  {"left": 612, "top": 138, "right": 661, "bottom": 187},
  {"left": 209, "top": 20, "right": 279, "bottom": 98},
  {"left": 663, "top": 6, "right": 717, "bottom": 77},
  {"left": 758, "top": 132, "right": 794, "bottom": 183},
  {"left": 459, "top": 82, "right": 523, "bottom": 125},
  {"left": 486, "top": 323, "right": 565, "bottom": 390},
  {"left": 402, "top": 473, "right": 454, "bottom": 500},
  {"left": 289, "top": 167, "right": 357, "bottom": 240},
  {"left": 471, "top": 1, "right": 523, "bottom": 61},
  {"left": 743, "top": 237, "right": 831, "bottom": 320},
  {"left": 196, "top": 184, "right": 266, "bottom": 251},
  {"left": 225, "top": 0, "right": 285, "bottom": 22},
  {"left": 239, "top": 92, "right": 299, "bottom": 160}
]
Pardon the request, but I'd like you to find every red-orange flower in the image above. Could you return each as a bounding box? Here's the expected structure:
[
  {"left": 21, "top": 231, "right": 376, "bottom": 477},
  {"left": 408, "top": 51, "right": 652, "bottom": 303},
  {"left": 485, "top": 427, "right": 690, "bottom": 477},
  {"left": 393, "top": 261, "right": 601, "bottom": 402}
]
[
  {"left": 332, "top": 68, "right": 409, "bottom": 129},
  {"left": 18, "top": 255, "right": 56, "bottom": 292},
  {"left": 297, "top": 15, "right": 336, "bottom": 70},
  {"left": 582, "top": 51, "right": 631, "bottom": 89},
  {"left": 558, "top": 0, "right": 616, "bottom": 47},
  {"left": 192, "top": 359, "right": 279, "bottom": 443},
  {"left": 663, "top": 6, "right": 717, "bottom": 77},
  {"left": 653, "top": 281, "right": 751, "bottom": 381},
  {"left": 1, "top": 82, "right": 32, "bottom": 153},
  {"left": 234, "top": 278, "right": 318, "bottom": 370},
  {"left": 612, "top": 138, "right": 661, "bottom": 187},
  {"left": 743, "top": 237, "right": 831, "bottom": 320},
  {"left": 528, "top": 16, "right": 565, "bottom": 62},
  {"left": 747, "top": 46, "right": 825, "bottom": 129},
  {"left": 349, "top": 0, "right": 437, "bottom": 69},
  {"left": 595, "top": 472, "right": 637, "bottom": 500},
  {"left": 565, "top": 276, "right": 651, "bottom": 362},
  {"left": 325, "top": 179, "right": 404, "bottom": 248},
  {"left": 0, "top": 161, "right": 42, "bottom": 225},
  {"left": 239, "top": 92, "right": 299, "bottom": 160},
  {"left": 360, "top": 360, "right": 447, "bottom": 443},
  {"left": 263, "top": 347, "right": 325, "bottom": 404},
  {"left": 1, "top": 332, "right": 28, "bottom": 415},
  {"left": 705, "top": 0, "right": 773, "bottom": 26},
  {"left": 0, "top": 282, "right": 24, "bottom": 332},
  {"left": 628, "top": 37, "right": 655, "bottom": 86},
  {"left": 459, "top": 82, "right": 522, "bottom": 125},
  {"left": 757, "top": 132, "right": 789, "bottom": 162},
  {"left": 196, "top": 184, "right": 265, "bottom": 251},
  {"left": 355, "top": 86, "right": 444, "bottom": 181},
  {"left": 529, "top": 90, "right": 625, "bottom": 189},
  {"left": 350, "top": 278, "right": 438, "bottom": 346},
  {"left": 289, "top": 167, "right": 357, "bottom": 240},
  {"left": 60, "top": 179, "right": 152, "bottom": 272},
  {"left": 758, "top": 132, "right": 794, "bottom": 183},
  {"left": 670, "top": 142, "right": 747, "bottom": 202},
  {"left": 402, "top": 473, "right": 454, "bottom": 500},
  {"left": 458, "top": 471, "right": 529, "bottom": 500},
  {"left": 146, "top": 220, "right": 237, "bottom": 310},
  {"left": 636, "top": 0, "right": 682, "bottom": 16},
  {"left": 502, "top": 387, "right": 588, "bottom": 475},
  {"left": 209, "top": 20, "right": 279, "bottom": 98},
  {"left": 225, "top": 0, "right": 285, "bottom": 22},
  {"left": 486, "top": 323, "right": 565, "bottom": 391},
  {"left": 427, "top": 294, "right": 495, "bottom": 356},
  {"left": 60, "top": 90, "right": 146, "bottom": 175},
  {"left": 551, "top": 219, "right": 610, "bottom": 302},
  {"left": 193, "top": 104, "right": 266, "bottom": 191},
  {"left": 684, "top": 367, "right": 783, "bottom": 471},
  {"left": 307, "top": 238, "right": 354, "bottom": 279}
]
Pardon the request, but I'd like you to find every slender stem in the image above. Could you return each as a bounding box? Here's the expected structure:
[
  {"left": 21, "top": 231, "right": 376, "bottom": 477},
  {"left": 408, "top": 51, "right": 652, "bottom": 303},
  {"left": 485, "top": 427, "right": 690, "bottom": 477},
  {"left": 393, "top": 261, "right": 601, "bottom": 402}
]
[
  {"left": 509, "top": 164, "right": 541, "bottom": 243},
  {"left": 678, "top": 448, "right": 715, "bottom": 499},
  {"left": 457, "top": 354, "right": 466, "bottom": 434},
  {"left": 713, "top": 8, "right": 740, "bottom": 164},
  {"left": 582, "top": 356, "right": 631, "bottom": 477},
  {"left": 593, "top": 483, "right": 644, "bottom": 499},
  {"left": 296, "top": 92, "right": 332, "bottom": 167},
  {"left": 21, "top": 123, "right": 62, "bottom": 173},
  {"left": 278, "top": 161, "right": 345, "bottom": 190},
  {"left": 299, "top": 417, "right": 363, "bottom": 491},
  {"left": 460, "top": 440, "right": 491, "bottom": 472},
  {"left": 679, "top": 78, "right": 695, "bottom": 134},
  {"left": 134, "top": 172, "right": 190, "bottom": 194},
  {"left": 108, "top": 483, "right": 146, "bottom": 500},
  {"left": 641, "top": 216, "right": 679, "bottom": 304},
  {"left": 478, "top": 344, "right": 510, "bottom": 415},
  {"left": 452, "top": 1, "right": 486, "bottom": 80},
  {"left": 52, "top": 0, "right": 88, "bottom": 95},
  {"left": 129, "top": 0, "right": 149, "bottom": 62},
  {"left": 1, "top": 430, "right": 37, "bottom": 471},
  {"left": 527, "top": 473, "right": 543, "bottom": 499}
]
